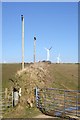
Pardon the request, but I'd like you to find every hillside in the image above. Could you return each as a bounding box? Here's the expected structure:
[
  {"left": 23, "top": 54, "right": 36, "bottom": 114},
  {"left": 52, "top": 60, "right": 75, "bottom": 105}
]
[
  {"left": 49, "top": 63, "right": 78, "bottom": 90},
  {"left": 2, "top": 62, "right": 78, "bottom": 90},
  {"left": 2, "top": 62, "right": 78, "bottom": 118}
]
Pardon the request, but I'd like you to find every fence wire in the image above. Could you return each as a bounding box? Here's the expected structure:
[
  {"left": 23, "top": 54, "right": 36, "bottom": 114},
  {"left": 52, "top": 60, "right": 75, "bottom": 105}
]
[{"left": 0, "top": 89, "right": 13, "bottom": 118}]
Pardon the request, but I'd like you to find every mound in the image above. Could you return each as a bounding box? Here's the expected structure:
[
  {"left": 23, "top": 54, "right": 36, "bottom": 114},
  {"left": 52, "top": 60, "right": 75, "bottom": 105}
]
[{"left": 11, "top": 62, "right": 53, "bottom": 107}]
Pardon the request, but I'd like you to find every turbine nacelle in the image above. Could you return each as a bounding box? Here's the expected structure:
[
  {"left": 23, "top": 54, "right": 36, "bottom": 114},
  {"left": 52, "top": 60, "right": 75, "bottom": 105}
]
[{"left": 45, "top": 47, "right": 52, "bottom": 51}]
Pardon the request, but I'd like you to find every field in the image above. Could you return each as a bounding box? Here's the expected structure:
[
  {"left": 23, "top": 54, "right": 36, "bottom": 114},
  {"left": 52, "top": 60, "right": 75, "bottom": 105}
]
[
  {"left": 2, "top": 63, "right": 30, "bottom": 89},
  {"left": 49, "top": 63, "right": 78, "bottom": 90},
  {"left": 2, "top": 63, "right": 78, "bottom": 90},
  {"left": 2, "top": 63, "right": 79, "bottom": 118}
]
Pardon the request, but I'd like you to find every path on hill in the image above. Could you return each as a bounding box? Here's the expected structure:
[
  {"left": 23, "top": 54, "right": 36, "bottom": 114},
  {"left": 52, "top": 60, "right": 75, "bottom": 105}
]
[
  {"left": 34, "top": 114, "right": 69, "bottom": 119},
  {"left": 34, "top": 114, "right": 57, "bottom": 118}
]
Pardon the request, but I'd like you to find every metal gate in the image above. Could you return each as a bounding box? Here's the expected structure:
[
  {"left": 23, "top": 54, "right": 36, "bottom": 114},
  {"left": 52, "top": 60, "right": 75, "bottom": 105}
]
[{"left": 36, "top": 87, "right": 80, "bottom": 119}]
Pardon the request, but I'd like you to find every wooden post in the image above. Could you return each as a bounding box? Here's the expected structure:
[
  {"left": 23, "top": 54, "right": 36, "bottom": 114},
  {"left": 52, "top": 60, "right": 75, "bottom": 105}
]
[
  {"left": 21, "top": 15, "right": 24, "bottom": 70},
  {"left": 34, "top": 37, "right": 36, "bottom": 63},
  {"left": 12, "top": 90, "right": 13, "bottom": 107},
  {"left": 5, "top": 88, "right": 8, "bottom": 99},
  {"left": 5, "top": 88, "right": 8, "bottom": 108}
]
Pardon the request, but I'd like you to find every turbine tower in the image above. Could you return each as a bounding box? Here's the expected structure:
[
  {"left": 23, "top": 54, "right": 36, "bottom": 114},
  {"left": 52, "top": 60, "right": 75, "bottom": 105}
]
[
  {"left": 45, "top": 47, "right": 52, "bottom": 61},
  {"left": 57, "top": 54, "right": 61, "bottom": 63}
]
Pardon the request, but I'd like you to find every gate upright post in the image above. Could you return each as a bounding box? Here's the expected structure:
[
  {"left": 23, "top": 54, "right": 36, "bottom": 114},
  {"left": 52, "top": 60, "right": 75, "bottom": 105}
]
[
  {"left": 44, "top": 88, "right": 46, "bottom": 110},
  {"left": 12, "top": 90, "right": 13, "bottom": 107},
  {"left": 76, "top": 92, "right": 78, "bottom": 116},
  {"left": 35, "top": 87, "right": 39, "bottom": 108},
  {"left": 64, "top": 90, "right": 66, "bottom": 115}
]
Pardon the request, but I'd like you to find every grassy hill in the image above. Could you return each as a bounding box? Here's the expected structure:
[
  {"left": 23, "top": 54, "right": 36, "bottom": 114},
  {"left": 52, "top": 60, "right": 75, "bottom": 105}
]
[
  {"left": 2, "top": 63, "right": 30, "bottom": 89},
  {"left": 49, "top": 63, "right": 78, "bottom": 90},
  {"left": 2, "top": 63, "right": 78, "bottom": 90},
  {"left": 2, "top": 62, "right": 78, "bottom": 118}
]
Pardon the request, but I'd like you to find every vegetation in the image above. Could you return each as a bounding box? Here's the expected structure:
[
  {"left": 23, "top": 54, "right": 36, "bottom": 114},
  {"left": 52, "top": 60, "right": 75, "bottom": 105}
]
[
  {"left": 2, "top": 63, "right": 78, "bottom": 118},
  {"left": 2, "top": 63, "right": 78, "bottom": 90}
]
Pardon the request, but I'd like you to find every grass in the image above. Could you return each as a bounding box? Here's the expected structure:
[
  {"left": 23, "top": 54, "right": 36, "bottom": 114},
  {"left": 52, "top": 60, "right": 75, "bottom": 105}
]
[
  {"left": 2, "top": 63, "right": 21, "bottom": 89},
  {"left": 3, "top": 105, "right": 42, "bottom": 118},
  {"left": 2, "top": 63, "right": 78, "bottom": 90},
  {"left": 2, "top": 63, "right": 30, "bottom": 89},
  {"left": 2, "top": 63, "right": 78, "bottom": 118},
  {"left": 49, "top": 63, "right": 78, "bottom": 90}
]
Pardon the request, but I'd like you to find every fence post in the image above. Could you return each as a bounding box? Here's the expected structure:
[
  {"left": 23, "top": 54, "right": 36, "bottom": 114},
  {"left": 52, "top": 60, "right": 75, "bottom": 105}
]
[
  {"left": 76, "top": 92, "right": 78, "bottom": 116},
  {"left": 5, "top": 88, "right": 8, "bottom": 99},
  {"left": 5, "top": 88, "right": 8, "bottom": 108},
  {"left": 64, "top": 90, "right": 66, "bottom": 115},
  {"left": 12, "top": 90, "right": 13, "bottom": 107},
  {"left": 35, "top": 87, "right": 39, "bottom": 107},
  {"left": 44, "top": 88, "right": 46, "bottom": 110},
  {"left": 0, "top": 91, "right": 2, "bottom": 118}
]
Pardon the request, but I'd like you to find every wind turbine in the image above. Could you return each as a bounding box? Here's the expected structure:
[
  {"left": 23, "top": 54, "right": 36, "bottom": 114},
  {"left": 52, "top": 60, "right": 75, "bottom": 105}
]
[
  {"left": 57, "top": 54, "right": 61, "bottom": 63},
  {"left": 45, "top": 47, "right": 52, "bottom": 61}
]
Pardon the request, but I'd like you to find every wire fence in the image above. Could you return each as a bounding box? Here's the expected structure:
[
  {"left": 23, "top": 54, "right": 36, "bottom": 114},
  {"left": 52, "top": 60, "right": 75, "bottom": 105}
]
[
  {"left": 36, "top": 87, "right": 80, "bottom": 119},
  {"left": 0, "top": 88, "right": 13, "bottom": 118}
]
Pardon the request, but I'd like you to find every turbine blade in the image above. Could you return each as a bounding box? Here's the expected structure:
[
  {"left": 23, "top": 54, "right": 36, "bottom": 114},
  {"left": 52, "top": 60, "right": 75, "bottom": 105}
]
[
  {"left": 49, "top": 47, "right": 52, "bottom": 50},
  {"left": 45, "top": 48, "right": 47, "bottom": 50},
  {"left": 45, "top": 48, "right": 48, "bottom": 50}
]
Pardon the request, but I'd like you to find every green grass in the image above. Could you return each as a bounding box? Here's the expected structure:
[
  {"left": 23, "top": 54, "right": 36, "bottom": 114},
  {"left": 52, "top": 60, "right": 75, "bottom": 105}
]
[
  {"left": 2, "top": 63, "right": 21, "bottom": 88},
  {"left": 2, "top": 63, "right": 78, "bottom": 90},
  {"left": 2, "top": 63, "right": 30, "bottom": 89},
  {"left": 49, "top": 63, "right": 78, "bottom": 90},
  {"left": 2, "top": 63, "right": 78, "bottom": 118},
  {"left": 3, "top": 106, "right": 41, "bottom": 118}
]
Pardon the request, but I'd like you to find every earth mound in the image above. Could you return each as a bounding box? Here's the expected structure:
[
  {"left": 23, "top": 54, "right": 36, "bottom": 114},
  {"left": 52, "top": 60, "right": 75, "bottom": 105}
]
[{"left": 11, "top": 62, "right": 53, "bottom": 107}]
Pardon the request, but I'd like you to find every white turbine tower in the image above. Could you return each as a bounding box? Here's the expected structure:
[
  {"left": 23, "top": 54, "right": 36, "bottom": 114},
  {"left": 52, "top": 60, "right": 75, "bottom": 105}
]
[
  {"left": 45, "top": 47, "right": 52, "bottom": 61},
  {"left": 57, "top": 54, "right": 61, "bottom": 63}
]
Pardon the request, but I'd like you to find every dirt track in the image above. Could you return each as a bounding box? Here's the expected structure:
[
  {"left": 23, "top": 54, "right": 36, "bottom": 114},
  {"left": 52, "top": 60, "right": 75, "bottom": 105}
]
[{"left": 34, "top": 114, "right": 57, "bottom": 118}]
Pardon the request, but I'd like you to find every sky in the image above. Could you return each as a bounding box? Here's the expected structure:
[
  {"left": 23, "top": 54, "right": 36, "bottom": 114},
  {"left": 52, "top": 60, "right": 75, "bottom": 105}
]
[
  {"left": 2, "top": 2, "right": 78, "bottom": 63},
  {"left": 0, "top": 2, "right": 2, "bottom": 63}
]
